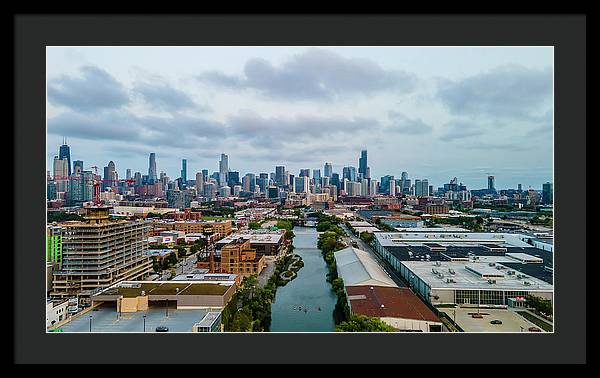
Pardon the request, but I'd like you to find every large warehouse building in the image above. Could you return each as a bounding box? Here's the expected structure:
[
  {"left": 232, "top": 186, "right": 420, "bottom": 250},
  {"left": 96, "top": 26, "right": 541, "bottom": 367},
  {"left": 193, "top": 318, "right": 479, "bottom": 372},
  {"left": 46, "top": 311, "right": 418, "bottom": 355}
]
[
  {"left": 334, "top": 246, "right": 443, "bottom": 332},
  {"left": 372, "top": 232, "right": 554, "bottom": 307}
]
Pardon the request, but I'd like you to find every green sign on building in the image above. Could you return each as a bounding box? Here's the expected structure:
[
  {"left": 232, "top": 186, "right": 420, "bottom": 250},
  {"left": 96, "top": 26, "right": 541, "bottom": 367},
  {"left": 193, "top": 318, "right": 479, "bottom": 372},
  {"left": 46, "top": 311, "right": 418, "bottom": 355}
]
[{"left": 46, "top": 231, "right": 63, "bottom": 263}]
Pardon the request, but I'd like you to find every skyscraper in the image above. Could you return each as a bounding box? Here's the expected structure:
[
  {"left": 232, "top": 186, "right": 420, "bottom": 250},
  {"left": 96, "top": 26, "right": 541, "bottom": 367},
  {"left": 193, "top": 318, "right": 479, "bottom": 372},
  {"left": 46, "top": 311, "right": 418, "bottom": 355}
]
[
  {"left": 73, "top": 160, "right": 84, "bottom": 175},
  {"left": 331, "top": 173, "right": 341, "bottom": 190},
  {"left": 219, "top": 153, "right": 229, "bottom": 187},
  {"left": 358, "top": 150, "right": 368, "bottom": 178},
  {"left": 343, "top": 166, "right": 357, "bottom": 182},
  {"left": 181, "top": 159, "right": 187, "bottom": 184},
  {"left": 542, "top": 182, "right": 553, "bottom": 205},
  {"left": 295, "top": 176, "right": 309, "bottom": 193},
  {"left": 53, "top": 156, "right": 69, "bottom": 192},
  {"left": 103, "top": 161, "right": 116, "bottom": 190},
  {"left": 313, "top": 169, "right": 321, "bottom": 181},
  {"left": 324, "top": 162, "right": 333, "bottom": 178},
  {"left": 488, "top": 175, "right": 496, "bottom": 192},
  {"left": 126, "top": 169, "right": 132, "bottom": 180},
  {"left": 195, "top": 172, "right": 204, "bottom": 193},
  {"left": 148, "top": 153, "right": 157, "bottom": 184},
  {"left": 59, "top": 138, "right": 72, "bottom": 176},
  {"left": 388, "top": 176, "right": 396, "bottom": 196},
  {"left": 275, "top": 166, "right": 286, "bottom": 186},
  {"left": 415, "top": 179, "right": 429, "bottom": 197},
  {"left": 227, "top": 171, "right": 240, "bottom": 187},
  {"left": 299, "top": 169, "right": 310, "bottom": 178}
]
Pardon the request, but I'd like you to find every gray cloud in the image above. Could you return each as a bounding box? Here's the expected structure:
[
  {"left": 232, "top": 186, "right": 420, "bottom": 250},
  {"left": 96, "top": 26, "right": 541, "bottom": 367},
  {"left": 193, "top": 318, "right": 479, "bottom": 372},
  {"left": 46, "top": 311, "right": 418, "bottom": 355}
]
[
  {"left": 48, "top": 66, "right": 130, "bottom": 111},
  {"left": 439, "top": 120, "right": 485, "bottom": 141},
  {"left": 386, "top": 111, "right": 433, "bottom": 135},
  {"left": 48, "top": 109, "right": 226, "bottom": 149},
  {"left": 198, "top": 48, "right": 416, "bottom": 101},
  {"left": 132, "top": 81, "right": 207, "bottom": 112},
  {"left": 226, "top": 111, "right": 379, "bottom": 144},
  {"left": 436, "top": 64, "right": 552, "bottom": 120}
]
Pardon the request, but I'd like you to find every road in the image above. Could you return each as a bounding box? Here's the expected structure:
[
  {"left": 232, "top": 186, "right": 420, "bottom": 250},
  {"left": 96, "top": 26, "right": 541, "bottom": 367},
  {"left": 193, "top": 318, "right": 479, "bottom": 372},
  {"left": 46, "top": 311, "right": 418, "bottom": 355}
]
[
  {"left": 339, "top": 223, "right": 408, "bottom": 288},
  {"left": 257, "top": 256, "right": 277, "bottom": 287}
]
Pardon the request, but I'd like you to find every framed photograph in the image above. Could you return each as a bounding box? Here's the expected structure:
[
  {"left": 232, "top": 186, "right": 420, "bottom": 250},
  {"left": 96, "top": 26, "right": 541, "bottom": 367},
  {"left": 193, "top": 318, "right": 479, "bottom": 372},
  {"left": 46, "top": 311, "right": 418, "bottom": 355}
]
[{"left": 15, "top": 14, "right": 586, "bottom": 364}]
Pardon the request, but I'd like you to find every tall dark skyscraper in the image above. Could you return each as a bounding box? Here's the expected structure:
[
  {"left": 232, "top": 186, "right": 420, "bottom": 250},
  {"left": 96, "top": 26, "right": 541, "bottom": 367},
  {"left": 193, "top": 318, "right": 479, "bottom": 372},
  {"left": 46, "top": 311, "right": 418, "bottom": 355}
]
[
  {"left": 324, "top": 162, "right": 333, "bottom": 178},
  {"left": 228, "top": 171, "right": 240, "bottom": 187},
  {"left": 275, "top": 166, "right": 286, "bottom": 186},
  {"left": 331, "top": 173, "right": 341, "bottom": 190},
  {"left": 542, "top": 182, "right": 553, "bottom": 205},
  {"left": 299, "top": 169, "right": 310, "bottom": 177},
  {"left": 359, "top": 150, "right": 368, "bottom": 178},
  {"left": 181, "top": 159, "right": 187, "bottom": 184},
  {"left": 59, "top": 137, "right": 72, "bottom": 176},
  {"left": 488, "top": 175, "right": 496, "bottom": 191},
  {"left": 148, "top": 153, "right": 157, "bottom": 184},
  {"left": 343, "top": 166, "right": 357, "bottom": 182}
]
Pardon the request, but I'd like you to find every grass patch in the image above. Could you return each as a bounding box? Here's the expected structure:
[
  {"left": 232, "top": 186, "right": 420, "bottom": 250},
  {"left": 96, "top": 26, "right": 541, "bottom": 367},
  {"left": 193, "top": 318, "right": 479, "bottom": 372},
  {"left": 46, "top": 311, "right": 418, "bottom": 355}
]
[{"left": 516, "top": 310, "right": 553, "bottom": 332}]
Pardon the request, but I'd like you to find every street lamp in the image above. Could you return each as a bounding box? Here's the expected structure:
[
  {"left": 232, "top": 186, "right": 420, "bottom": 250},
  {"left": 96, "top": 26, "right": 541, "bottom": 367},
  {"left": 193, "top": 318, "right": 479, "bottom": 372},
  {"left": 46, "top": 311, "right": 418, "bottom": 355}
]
[
  {"left": 89, "top": 315, "right": 93, "bottom": 332},
  {"left": 143, "top": 314, "right": 147, "bottom": 332}
]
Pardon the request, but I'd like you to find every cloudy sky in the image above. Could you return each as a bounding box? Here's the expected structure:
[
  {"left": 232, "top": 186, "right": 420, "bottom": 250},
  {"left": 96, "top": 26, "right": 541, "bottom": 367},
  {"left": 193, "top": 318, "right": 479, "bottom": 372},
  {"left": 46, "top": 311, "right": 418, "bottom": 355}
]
[{"left": 46, "top": 46, "right": 553, "bottom": 190}]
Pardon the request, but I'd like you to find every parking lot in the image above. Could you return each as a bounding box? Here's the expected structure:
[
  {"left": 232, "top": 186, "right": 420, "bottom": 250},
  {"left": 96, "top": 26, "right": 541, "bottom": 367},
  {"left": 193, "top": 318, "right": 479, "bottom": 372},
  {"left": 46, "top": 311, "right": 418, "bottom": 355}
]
[{"left": 439, "top": 307, "right": 544, "bottom": 333}]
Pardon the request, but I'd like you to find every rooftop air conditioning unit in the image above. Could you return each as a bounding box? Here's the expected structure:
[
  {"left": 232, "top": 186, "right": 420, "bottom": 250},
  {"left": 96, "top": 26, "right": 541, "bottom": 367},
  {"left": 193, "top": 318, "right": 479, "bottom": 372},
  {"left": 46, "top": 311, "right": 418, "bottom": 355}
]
[
  {"left": 489, "top": 262, "right": 496, "bottom": 267},
  {"left": 488, "top": 279, "right": 496, "bottom": 284},
  {"left": 524, "top": 281, "right": 531, "bottom": 286}
]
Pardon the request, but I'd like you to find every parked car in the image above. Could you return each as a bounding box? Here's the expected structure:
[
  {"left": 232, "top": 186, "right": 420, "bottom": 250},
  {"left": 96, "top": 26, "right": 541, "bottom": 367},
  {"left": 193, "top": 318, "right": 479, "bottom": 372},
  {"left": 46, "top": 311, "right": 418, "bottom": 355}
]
[
  {"left": 490, "top": 319, "right": 503, "bottom": 324},
  {"left": 155, "top": 326, "right": 169, "bottom": 332},
  {"left": 471, "top": 314, "right": 483, "bottom": 319},
  {"left": 528, "top": 326, "right": 542, "bottom": 332}
]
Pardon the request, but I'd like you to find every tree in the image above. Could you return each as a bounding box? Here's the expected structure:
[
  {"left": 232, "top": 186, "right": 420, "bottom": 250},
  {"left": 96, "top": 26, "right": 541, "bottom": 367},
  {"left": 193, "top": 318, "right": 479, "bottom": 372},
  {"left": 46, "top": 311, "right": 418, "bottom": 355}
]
[
  {"left": 336, "top": 315, "right": 396, "bottom": 332},
  {"left": 248, "top": 221, "right": 261, "bottom": 230},
  {"left": 276, "top": 220, "right": 293, "bottom": 231},
  {"left": 231, "top": 310, "right": 253, "bottom": 332},
  {"left": 360, "top": 232, "right": 374, "bottom": 244}
]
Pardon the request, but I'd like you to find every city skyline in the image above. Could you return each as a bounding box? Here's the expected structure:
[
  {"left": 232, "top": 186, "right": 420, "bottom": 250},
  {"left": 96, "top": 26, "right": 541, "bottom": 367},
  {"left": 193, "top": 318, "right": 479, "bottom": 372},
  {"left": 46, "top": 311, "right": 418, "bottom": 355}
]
[
  {"left": 48, "top": 141, "right": 551, "bottom": 192},
  {"left": 47, "top": 46, "right": 553, "bottom": 189}
]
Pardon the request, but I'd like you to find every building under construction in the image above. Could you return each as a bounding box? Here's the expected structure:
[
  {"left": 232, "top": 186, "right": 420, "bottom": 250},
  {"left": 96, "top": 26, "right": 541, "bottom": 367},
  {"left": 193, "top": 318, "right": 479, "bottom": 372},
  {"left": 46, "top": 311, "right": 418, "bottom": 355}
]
[{"left": 51, "top": 206, "right": 153, "bottom": 304}]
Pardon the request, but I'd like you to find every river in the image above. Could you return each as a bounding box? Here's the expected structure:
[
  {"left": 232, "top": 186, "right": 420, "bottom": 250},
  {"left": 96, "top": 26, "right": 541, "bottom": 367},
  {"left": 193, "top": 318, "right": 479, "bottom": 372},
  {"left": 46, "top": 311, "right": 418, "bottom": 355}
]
[{"left": 269, "top": 226, "right": 337, "bottom": 332}]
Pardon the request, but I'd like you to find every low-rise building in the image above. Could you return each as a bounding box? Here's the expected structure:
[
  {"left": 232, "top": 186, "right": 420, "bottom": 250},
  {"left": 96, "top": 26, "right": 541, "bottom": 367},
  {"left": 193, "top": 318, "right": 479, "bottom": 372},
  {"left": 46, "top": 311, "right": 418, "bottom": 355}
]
[
  {"left": 46, "top": 299, "right": 69, "bottom": 328},
  {"left": 219, "top": 238, "right": 265, "bottom": 276},
  {"left": 346, "top": 286, "right": 442, "bottom": 332},
  {"left": 216, "top": 229, "right": 286, "bottom": 256},
  {"left": 334, "top": 246, "right": 442, "bottom": 332},
  {"left": 92, "top": 280, "right": 236, "bottom": 310}
]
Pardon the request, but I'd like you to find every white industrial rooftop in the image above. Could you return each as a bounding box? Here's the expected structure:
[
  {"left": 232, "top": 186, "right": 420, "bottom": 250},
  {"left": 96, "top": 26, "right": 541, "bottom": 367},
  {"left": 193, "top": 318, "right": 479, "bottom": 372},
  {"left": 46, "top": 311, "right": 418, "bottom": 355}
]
[
  {"left": 374, "top": 232, "right": 532, "bottom": 248},
  {"left": 334, "top": 247, "right": 398, "bottom": 288},
  {"left": 402, "top": 258, "right": 553, "bottom": 292}
]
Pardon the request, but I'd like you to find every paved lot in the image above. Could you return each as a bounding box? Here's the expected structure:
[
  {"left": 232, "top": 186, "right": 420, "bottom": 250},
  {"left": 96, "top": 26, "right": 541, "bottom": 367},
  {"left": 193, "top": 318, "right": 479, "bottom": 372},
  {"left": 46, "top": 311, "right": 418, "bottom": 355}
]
[
  {"left": 59, "top": 304, "right": 208, "bottom": 333},
  {"left": 439, "top": 307, "right": 543, "bottom": 333}
]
